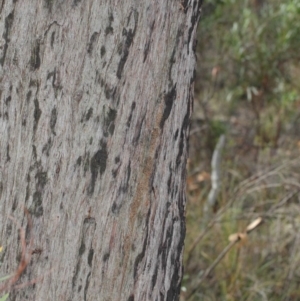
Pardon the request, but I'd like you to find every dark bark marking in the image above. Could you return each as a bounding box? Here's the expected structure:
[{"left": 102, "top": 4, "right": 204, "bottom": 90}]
[
  {"left": 111, "top": 161, "right": 131, "bottom": 214},
  {"left": 84, "top": 217, "right": 96, "bottom": 224},
  {"left": 169, "top": 49, "right": 176, "bottom": 85},
  {"left": 116, "top": 28, "right": 133, "bottom": 78},
  {"left": 112, "top": 156, "right": 121, "bottom": 178},
  {"left": 133, "top": 112, "right": 146, "bottom": 145},
  {"left": 168, "top": 29, "right": 183, "bottom": 86},
  {"left": 133, "top": 206, "right": 151, "bottom": 281},
  {"left": 104, "top": 84, "right": 116, "bottom": 100},
  {"left": 83, "top": 272, "right": 91, "bottom": 301},
  {"left": 76, "top": 156, "right": 82, "bottom": 166},
  {"left": 79, "top": 242, "right": 86, "bottom": 256},
  {"left": 6, "top": 145, "right": 10, "bottom": 162},
  {"left": 72, "top": 218, "right": 96, "bottom": 295},
  {"left": 104, "top": 107, "right": 117, "bottom": 136},
  {"left": 167, "top": 219, "right": 185, "bottom": 301},
  {"left": 72, "top": 261, "right": 81, "bottom": 289},
  {"left": 46, "top": 68, "right": 62, "bottom": 97},
  {"left": 46, "top": 69, "right": 56, "bottom": 87},
  {"left": 105, "top": 26, "right": 113, "bottom": 35},
  {"left": 105, "top": 12, "right": 114, "bottom": 36},
  {"left": 50, "top": 107, "right": 57, "bottom": 135},
  {"left": 112, "top": 168, "right": 118, "bottom": 178},
  {"left": 156, "top": 197, "right": 186, "bottom": 301},
  {"left": 151, "top": 261, "right": 159, "bottom": 290},
  {"left": 166, "top": 263, "right": 181, "bottom": 301},
  {"left": 127, "top": 102, "right": 136, "bottom": 127},
  {"left": 187, "top": 0, "right": 202, "bottom": 54},
  {"left": 29, "top": 78, "right": 39, "bottom": 88},
  {"left": 32, "top": 145, "right": 37, "bottom": 160},
  {"left": 176, "top": 96, "right": 191, "bottom": 167},
  {"left": 143, "top": 40, "right": 150, "bottom": 63},
  {"left": 118, "top": 161, "right": 131, "bottom": 195},
  {"left": 30, "top": 191, "right": 43, "bottom": 217},
  {"left": 103, "top": 253, "right": 110, "bottom": 262},
  {"left": 116, "top": 10, "right": 138, "bottom": 79},
  {"left": 155, "top": 202, "right": 175, "bottom": 291},
  {"left": 44, "top": 0, "right": 54, "bottom": 12},
  {"left": 167, "top": 165, "right": 172, "bottom": 194},
  {"left": 193, "top": 37, "right": 198, "bottom": 55},
  {"left": 25, "top": 176, "right": 30, "bottom": 202},
  {"left": 160, "top": 85, "right": 177, "bottom": 129},
  {"left": 51, "top": 31, "right": 55, "bottom": 48},
  {"left": 174, "top": 129, "right": 179, "bottom": 141},
  {"left": 158, "top": 220, "right": 173, "bottom": 271},
  {"left": 30, "top": 39, "right": 41, "bottom": 70},
  {"left": 6, "top": 224, "right": 12, "bottom": 236},
  {"left": 176, "top": 131, "right": 184, "bottom": 167},
  {"left": 108, "top": 10, "right": 114, "bottom": 22},
  {"left": 83, "top": 152, "right": 90, "bottom": 175},
  {"left": 127, "top": 296, "right": 134, "bottom": 301},
  {"left": 125, "top": 162, "right": 131, "bottom": 191},
  {"left": 82, "top": 107, "right": 93, "bottom": 122},
  {"left": 181, "top": 0, "right": 189, "bottom": 13},
  {"left": 73, "top": 0, "right": 82, "bottom": 6},
  {"left": 117, "top": 41, "right": 123, "bottom": 55},
  {"left": 26, "top": 90, "right": 32, "bottom": 102},
  {"left": 100, "top": 45, "right": 106, "bottom": 58},
  {"left": 35, "top": 171, "right": 48, "bottom": 189},
  {"left": 111, "top": 202, "right": 119, "bottom": 214},
  {"left": 42, "top": 138, "right": 53, "bottom": 156},
  {"left": 5, "top": 95, "right": 11, "bottom": 105},
  {"left": 12, "top": 197, "right": 17, "bottom": 212},
  {"left": 143, "top": 20, "right": 155, "bottom": 62},
  {"left": 0, "top": 11, "right": 14, "bottom": 66},
  {"left": 33, "top": 98, "right": 41, "bottom": 132},
  {"left": 87, "top": 32, "right": 99, "bottom": 55},
  {"left": 89, "top": 143, "right": 108, "bottom": 194},
  {"left": 191, "top": 68, "right": 196, "bottom": 85},
  {"left": 182, "top": 95, "right": 191, "bottom": 133},
  {"left": 87, "top": 249, "right": 94, "bottom": 267}
]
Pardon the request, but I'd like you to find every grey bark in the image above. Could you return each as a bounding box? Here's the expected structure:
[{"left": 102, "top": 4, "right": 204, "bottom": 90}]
[{"left": 0, "top": 0, "right": 201, "bottom": 300}]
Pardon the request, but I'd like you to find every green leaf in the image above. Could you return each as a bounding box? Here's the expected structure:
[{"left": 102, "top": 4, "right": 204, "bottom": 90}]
[
  {"left": 0, "top": 293, "right": 9, "bottom": 301},
  {"left": 0, "top": 275, "right": 12, "bottom": 282}
]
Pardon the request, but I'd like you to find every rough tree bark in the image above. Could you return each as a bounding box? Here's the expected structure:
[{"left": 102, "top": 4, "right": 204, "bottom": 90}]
[{"left": 0, "top": 0, "right": 201, "bottom": 300}]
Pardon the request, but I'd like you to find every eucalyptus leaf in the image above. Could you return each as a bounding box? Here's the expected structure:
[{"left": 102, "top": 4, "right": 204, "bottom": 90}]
[{"left": 0, "top": 294, "right": 9, "bottom": 301}]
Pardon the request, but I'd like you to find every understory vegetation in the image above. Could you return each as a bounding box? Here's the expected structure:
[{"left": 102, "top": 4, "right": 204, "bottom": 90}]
[{"left": 183, "top": 0, "right": 300, "bottom": 300}]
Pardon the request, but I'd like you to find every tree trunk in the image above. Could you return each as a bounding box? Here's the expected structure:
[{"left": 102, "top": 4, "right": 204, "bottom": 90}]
[{"left": 0, "top": 0, "right": 201, "bottom": 300}]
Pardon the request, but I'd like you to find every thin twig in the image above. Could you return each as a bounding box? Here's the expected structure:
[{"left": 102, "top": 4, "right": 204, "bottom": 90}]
[
  {"left": 186, "top": 239, "right": 238, "bottom": 300},
  {"left": 186, "top": 216, "right": 263, "bottom": 300},
  {"left": 185, "top": 189, "right": 300, "bottom": 300},
  {"left": 0, "top": 209, "right": 32, "bottom": 294}
]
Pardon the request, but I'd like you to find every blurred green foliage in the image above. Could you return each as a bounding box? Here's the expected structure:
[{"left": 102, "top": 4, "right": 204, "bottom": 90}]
[
  {"left": 196, "top": 0, "right": 300, "bottom": 148},
  {"left": 184, "top": 1, "right": 300, "bottom": 300},
  {"left": 200, "top": 0, "right": 300, "bottom": 89}
]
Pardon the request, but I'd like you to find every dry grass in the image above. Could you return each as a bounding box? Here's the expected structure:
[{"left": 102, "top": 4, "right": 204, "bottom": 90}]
[
  {"left": 183, "top": 2, "right": 300, "bottom": 297},
  {"left": 182, "top": 150, "right": 300, "bottom": 300},
  {"left": 183, "top": 121, "right": 300, "bottom": 300}
]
